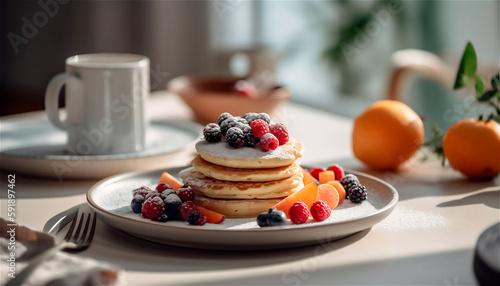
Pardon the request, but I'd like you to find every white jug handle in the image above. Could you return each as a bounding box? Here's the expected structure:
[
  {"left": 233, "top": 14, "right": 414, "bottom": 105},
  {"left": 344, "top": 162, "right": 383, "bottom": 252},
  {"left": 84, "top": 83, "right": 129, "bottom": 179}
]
[
  {"left": 44, "top": 73, "right": 81, "bottom": 130},
  {"left": 387, "top": 49, "right": 455, "bottom": 101}
]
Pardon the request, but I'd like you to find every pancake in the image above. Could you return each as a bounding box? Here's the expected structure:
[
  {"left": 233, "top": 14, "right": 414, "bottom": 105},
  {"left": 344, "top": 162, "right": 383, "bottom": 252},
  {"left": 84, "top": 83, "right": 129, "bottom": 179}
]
[
  {"left": 193, "top": 194, "right": 284, "bottom": 218},
  {"left": 196, "top": 137, "right": 304, "bottom": 169},
  {"left": 179, "top": 167, "right": 303, "bottom": 199},
  {"left": 191, "top": 155, "right": 302, "bottom": 182}
]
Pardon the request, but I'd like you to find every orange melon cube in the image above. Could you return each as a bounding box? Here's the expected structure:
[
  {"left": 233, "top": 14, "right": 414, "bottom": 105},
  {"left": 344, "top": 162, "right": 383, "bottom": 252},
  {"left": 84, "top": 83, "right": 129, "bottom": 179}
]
[{"left": 318, "top": 171, "right": 335, "bottom": 184}]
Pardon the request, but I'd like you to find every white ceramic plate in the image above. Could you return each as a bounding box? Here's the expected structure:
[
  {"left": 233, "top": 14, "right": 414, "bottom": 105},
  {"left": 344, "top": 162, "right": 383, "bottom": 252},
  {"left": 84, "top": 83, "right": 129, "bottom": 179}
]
[
  {"left": 87, "top": 167, "right": 398, "bottom": 250},
  {"left": 0, "top": 113, "right": 201, "bottom": 179}
]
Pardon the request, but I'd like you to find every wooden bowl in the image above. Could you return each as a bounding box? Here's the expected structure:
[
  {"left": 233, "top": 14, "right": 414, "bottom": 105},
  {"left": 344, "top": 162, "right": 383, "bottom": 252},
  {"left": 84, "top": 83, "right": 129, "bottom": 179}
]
[{"left": 167, "top": 76, "right": 290, "bottom": 124}]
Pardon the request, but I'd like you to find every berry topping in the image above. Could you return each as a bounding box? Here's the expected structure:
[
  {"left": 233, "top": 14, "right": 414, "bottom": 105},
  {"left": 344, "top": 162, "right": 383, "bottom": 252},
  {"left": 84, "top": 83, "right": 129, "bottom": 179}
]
[
  {"left": 176, "top": 185, "right": 194, "bottom": 202},
  {"left": 340, "top": 174, "right": 360, "bottom": 198},
  {"left": 349, "top": 184, "right": 367, "bottom": 203},
  {"left": 158, "top": 214, "right": 169, "bottom": 222},
  {"left": 226, "top": 127, "right": 246, "bottom": 148},
  {"left": 289, "top": 201, "right": 310, "bottom": 224},
  {"left": 267, "top": 209, "right": 287, "bottom": 226},
  {"left": 179, "top": 201, "right": 198, "bottom": 221},
  {"left": 244, "top": 129, "right": 260, "bottom": 147},
  {"left": 250, "top": 119, "right": 270, "bottom": 138},
  {"left": 310, "top": 200, "right": 331, "bottom": 222},
  {"left": 130, "top": 195, "right": 145, "bottom": 214},
  {"left": 220, "top": 118, "right": 240, "bottom": 136},
  {"left": 327, "top": 164, "right": 345, "bottom": 181},
  {"left": 162, "top": 189, "right": 176, "bottom": 197},
  {"left": 257, "top": 212, "right": 269, "bottom": 227},
  {"left": 164, "top": 194, "right": 182, "bottom": 219},
  {"left": 132, "top": 186, "right": 152, "bottom": 198},
  {"left": 269, "top": 123, "right": 289, "bottom": 145},
  {"left": 141, "top": 196, "right": 165, "bottom": 220},
  {"left": 234, "top": 116, "right": 249, "bottom": 125},
  {"left": 144, "top": 191, "right": 166, "bottom": 200},
  {"left": 203, "top": 123, "right": 222, "bottom": 143},
  {"left": 156, "top": 182, "right": 173, "bottom": 192},
  {"left": 187, "top": 210, "right": 207, "bottom": 226},
  {"left": 244, "top": 112, "right": 271, "bottom": 124},
  {"left": 308, "top": 167, "right": 325, "bottom": 180},
  {"left": 258, "top": 133, "right": 279, "bottom": 152},
  {"left": 217, "top": 112, "right": 233, "bottom": 126}
]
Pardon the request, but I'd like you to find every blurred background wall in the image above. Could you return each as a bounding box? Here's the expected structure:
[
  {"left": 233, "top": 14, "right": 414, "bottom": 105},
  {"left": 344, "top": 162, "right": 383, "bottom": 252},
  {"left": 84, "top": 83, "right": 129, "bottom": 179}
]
[{"left": 1, "top": 0, "right": 499, "bottom": 132}]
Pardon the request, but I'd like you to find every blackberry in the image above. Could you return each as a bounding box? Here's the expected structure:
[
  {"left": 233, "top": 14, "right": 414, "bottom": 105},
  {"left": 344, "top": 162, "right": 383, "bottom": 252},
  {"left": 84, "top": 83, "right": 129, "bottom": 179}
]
[
  {"left": 349, "top": 184, "right": 367, "bottom": 203},
  {"left": 244, "top": 130, "right": 260, "bottom": 147},
  {"left": 203, "top": 123, "right": 222, "bottom": 143},
  {"left": 188, "top": 210, "right": 207, "bottom": 226},
  {"left": 226, "top": 127, "right": 245, "bottom": 148},
  {"left": 164, "top": 194, "right": 182, "bottom": 219},
  {"left": 244, "top": 112, "right": 271, "bottom": 124},
  {"left": 341, "top": 174, "right": 360, "bottom": 198},
  {"left": 130, "top": 195, "right": 145, "bottom": 213},
  {"left": 217, "top": 112, "right": 233, "bottom": 126},
  {"left": 220, "top": 118, "right": 239, "bottom": 136},
  {"left": 234, "top": 116, "right": 248, "bottom": 125}
]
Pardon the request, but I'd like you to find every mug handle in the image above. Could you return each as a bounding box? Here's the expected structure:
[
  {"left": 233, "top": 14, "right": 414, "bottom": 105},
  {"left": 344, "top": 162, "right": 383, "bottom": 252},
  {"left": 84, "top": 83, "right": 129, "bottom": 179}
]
[
  {"left": 45, "top": 73, "right": 81, "bottom": 130},
  {"left": 387, "top": 49, "right": 455, "bottom": 101}
]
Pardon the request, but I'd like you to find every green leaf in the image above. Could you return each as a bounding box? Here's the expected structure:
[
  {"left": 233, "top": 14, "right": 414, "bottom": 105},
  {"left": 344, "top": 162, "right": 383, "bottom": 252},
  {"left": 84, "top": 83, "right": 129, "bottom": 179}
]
[
  {"left": 475, "top": 76, "right": 484, "bottom": 97},
  {"left": 453, "top": 42, "right": 477, "bottom": 89},
  {"left": 478, "top": 89, "right": 499, "bottom": 102},
  {"left": 491, "top": 74, "right": 500, "bottom": 90}
]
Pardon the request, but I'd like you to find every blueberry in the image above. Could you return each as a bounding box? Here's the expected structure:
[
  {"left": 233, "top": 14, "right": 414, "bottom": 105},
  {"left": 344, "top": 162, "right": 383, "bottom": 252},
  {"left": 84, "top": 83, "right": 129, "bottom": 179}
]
[
  {"left": 267, "top": 210, "right": 287, "bottom": 226},
  {"left": 162, "top": 189, "right": 176, "bottom": 197},
  {"left": 158, "top": 214, "right": 169, "bottom": 222},
  {"left": 131, "top": 195, "right": 145, "bottom": 213},
  {"left": 257, "top": 212, "right": 269, "bottom": 227},
  {"left": 164, "top": 194, "right": 182, "bottom": 219}
]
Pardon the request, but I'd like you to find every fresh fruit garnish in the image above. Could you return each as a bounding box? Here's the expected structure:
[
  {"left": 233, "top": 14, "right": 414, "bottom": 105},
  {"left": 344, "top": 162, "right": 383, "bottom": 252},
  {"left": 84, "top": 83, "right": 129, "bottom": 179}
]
[
  {"left": 353, "top": 100, "right": 424, "bottom": 170},
  {"left": 203, "top": 123, "right": 222, "bottom": 143},
  {"left": 269, "top": 123, "right": 289, "bottom": 145},
  {"left": 141, "top": 197, "right": 165, "bottom": 221},
  {"left": 187, "top": 210, "right": 207, "bottom": 226},
  {"left": 130, "top": 194, "right": 145, "bottom": 214},
  {"left": 251, "top": 119, "right": 270, "bottom": 138},
  {"left": 273, "top": 182, "right": 318, "bottom": 218},
  {"left": 164, "top": 194, "right": 182, "bottom": 220},
  {"left": 318, "top": 170, "right": 335, "bottom": 184},
  {"left": 300, "top": 167, "right": 316, "bottom": 185},
  {"left": 132, "top": 186, "right": 152, "bottom": 198},
  {"left": 443, "top": 118, "right": 500, "bottom": 179},
  {"left": 176, "top": 185, "right": 194, "bottom": 202},
  {"left": 348, "top": 184, "right": 367, "bottom": 203},
  {"left": 217, "top": 112, "right": 233, "bottom": 126},
  {"left": 317, "top": 184, "right": 340, "bottom": 209},
  {"left": 243, "top": 112, "right": 271, "bottom": 124},
  {"left": 327, "top": 164, "right": 345, "bottom": 181},
  {"left": 226, "top": 127, "right": 246, "bottom": 148},
  {"left": 258, "top": 133, "right": 279, "bottom": 152},
  {"left": 196, "top": 206, "right": 226, "bottom": 224},
  {"left": 310, "top": 200, "right": 331, "bottom": 222},
  {"left": 179, "top": 201, "right": 198, "bottom": 221},
  {"left": 158, "top": 171, "right": 184, "bottom": 191},
  {"left": 340, "top": 174, "right": 359, "bottom": 199},
  {"left": 327, "top": 180, "right": 346, "bottom": 204},
  {"left": 257, "top": 208, "right": 287, "bottom": 227},
  {"left": 289, "top": 201, "right": 310, "bottom": 224},
  {"left": 308, "top": 167, "right": 324, "bottom": 180},
  {"left": 156, "top": 182, "right": 173, "bottom": 192}
]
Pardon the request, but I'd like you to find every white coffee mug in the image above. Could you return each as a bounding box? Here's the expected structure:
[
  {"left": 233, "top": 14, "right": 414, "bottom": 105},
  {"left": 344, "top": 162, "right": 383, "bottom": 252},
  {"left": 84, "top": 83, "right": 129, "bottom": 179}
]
[{"left": 45, "top": 53, "right": 150, "bottom": 155}]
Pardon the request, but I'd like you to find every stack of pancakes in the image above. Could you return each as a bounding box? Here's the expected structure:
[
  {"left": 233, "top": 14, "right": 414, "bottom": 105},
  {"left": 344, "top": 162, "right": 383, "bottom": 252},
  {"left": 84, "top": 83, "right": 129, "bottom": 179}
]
[{"left": 179, "top": 137, "right": 305, "bottom": 218}]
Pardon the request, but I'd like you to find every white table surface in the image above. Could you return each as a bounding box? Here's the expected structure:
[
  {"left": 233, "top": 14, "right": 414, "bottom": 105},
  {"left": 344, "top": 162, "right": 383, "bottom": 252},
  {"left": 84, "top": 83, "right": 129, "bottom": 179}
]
[{"left": 1, "top": 91, "right": 499, "bottom": 285}]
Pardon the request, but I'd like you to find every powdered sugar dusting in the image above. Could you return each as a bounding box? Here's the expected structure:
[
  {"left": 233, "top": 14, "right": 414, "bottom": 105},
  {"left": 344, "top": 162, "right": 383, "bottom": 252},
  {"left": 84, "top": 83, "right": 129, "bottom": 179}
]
[{"left": 195, "top": 137, "right": 303, "bottom": 161}]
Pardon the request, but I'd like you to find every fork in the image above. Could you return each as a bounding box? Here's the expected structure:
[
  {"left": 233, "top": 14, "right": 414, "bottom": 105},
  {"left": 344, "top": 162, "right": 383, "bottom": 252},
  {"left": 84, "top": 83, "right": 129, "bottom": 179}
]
[{"left": 7, "top": 210, "right": 97, "bottom": 286}]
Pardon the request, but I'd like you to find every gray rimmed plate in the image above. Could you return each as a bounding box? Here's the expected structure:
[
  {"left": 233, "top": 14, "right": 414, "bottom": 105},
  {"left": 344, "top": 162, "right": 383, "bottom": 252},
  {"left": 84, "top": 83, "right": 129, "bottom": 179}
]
[{"left": 87, "top": 167, "right": 398, "bottom": 250}]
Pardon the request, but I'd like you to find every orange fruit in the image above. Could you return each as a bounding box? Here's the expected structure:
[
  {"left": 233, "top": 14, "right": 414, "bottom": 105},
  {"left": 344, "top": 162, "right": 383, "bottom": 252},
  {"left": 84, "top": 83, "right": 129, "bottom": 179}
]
[
  {"left": 317, "top": 184, "right": 340, "bottom": 209},
  {"left": 273, "top": 182, "right": 318, "bottom": 218},
  {"left": 318, "top": 171, "right": 335, "bottom": 184},
  {"left": 352, "top": 100, "right": 424, "bottom": 170},
  {"left": 327, "top": 180, "right": 346, "bottom": 204},
  {"left": 158, "top": 171, "right": 183, "bottom": 191},
  {"left": 443, "top": 118, "right": 500, "bottom": 179},
  {"left": 300, "top": 167, "right": 316, "bottom": 185}
]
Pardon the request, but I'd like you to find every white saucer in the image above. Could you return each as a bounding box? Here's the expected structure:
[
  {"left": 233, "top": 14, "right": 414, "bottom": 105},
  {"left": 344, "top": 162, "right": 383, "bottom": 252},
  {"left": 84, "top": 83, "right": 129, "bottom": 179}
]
[{"left": 0, "top": 113, "right": 201, "bottom": 180}]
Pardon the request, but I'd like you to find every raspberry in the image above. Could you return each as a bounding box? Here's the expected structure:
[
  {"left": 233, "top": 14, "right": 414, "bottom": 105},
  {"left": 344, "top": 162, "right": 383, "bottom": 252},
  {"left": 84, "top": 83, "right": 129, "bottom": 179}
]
[
  {"left": 250, "top": 119, "right": 270, "bottom": 138},
  {"left": 310, "top": 201, "right": 331, "bottom": 222},
  {"left": 132, "top": 186, "right": 152, "bottom": 198},
  {"left": 188, "top": 210, "right": 207, "bottom": 226},
  {"left": 141, "top": 197, "right": 164, "bottom": 220},
  {"left": 244, "top": 112, "right": 271, "bottom": 124},
  {"left": 179, "top": 201, "right": 198, "bottom": 221},
  {"left": 308, "top": 167, "right": 325, "bottom": 180},
  {"left": 269, "top": 123, "right": 289, "bottom": 145},
  {"left": 340, "top": 174, "right": 359, "bottom": 198},
  {"left": 217, "top": 112, "right": 233, "bottom": 126},
  {"left": 327, "top": 164, "right": 345, "bottom": 181},
  {"left": 203, "top": 123, "right": 222, "bottom": 143},
  {"left": 289, "top": 201, "right": 310, "bottom": 224},
  {"left": 349, "top": 185, "right": 367, "bottom": 203},
  {"left": 244, "top": 129, "right": 260, "bottom": 147},
  {"left": 226, "top": 127, "right": 246, "bottom": 148},
  {"left": 176, "top": 185, "right": 194, "bottom": 202},
  {"left": 156, "top": 182, "right": 173, "bottom": 192},
  {"left": 258, "top": 133, "right": 279, "bottom": 152}
]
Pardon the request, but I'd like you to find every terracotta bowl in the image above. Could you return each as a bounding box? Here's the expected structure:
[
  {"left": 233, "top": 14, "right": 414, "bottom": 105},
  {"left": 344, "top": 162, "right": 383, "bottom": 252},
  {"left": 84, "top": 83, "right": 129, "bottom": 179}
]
[{"left": 167, "top": 76, "right": 290, "bottom": 124}]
